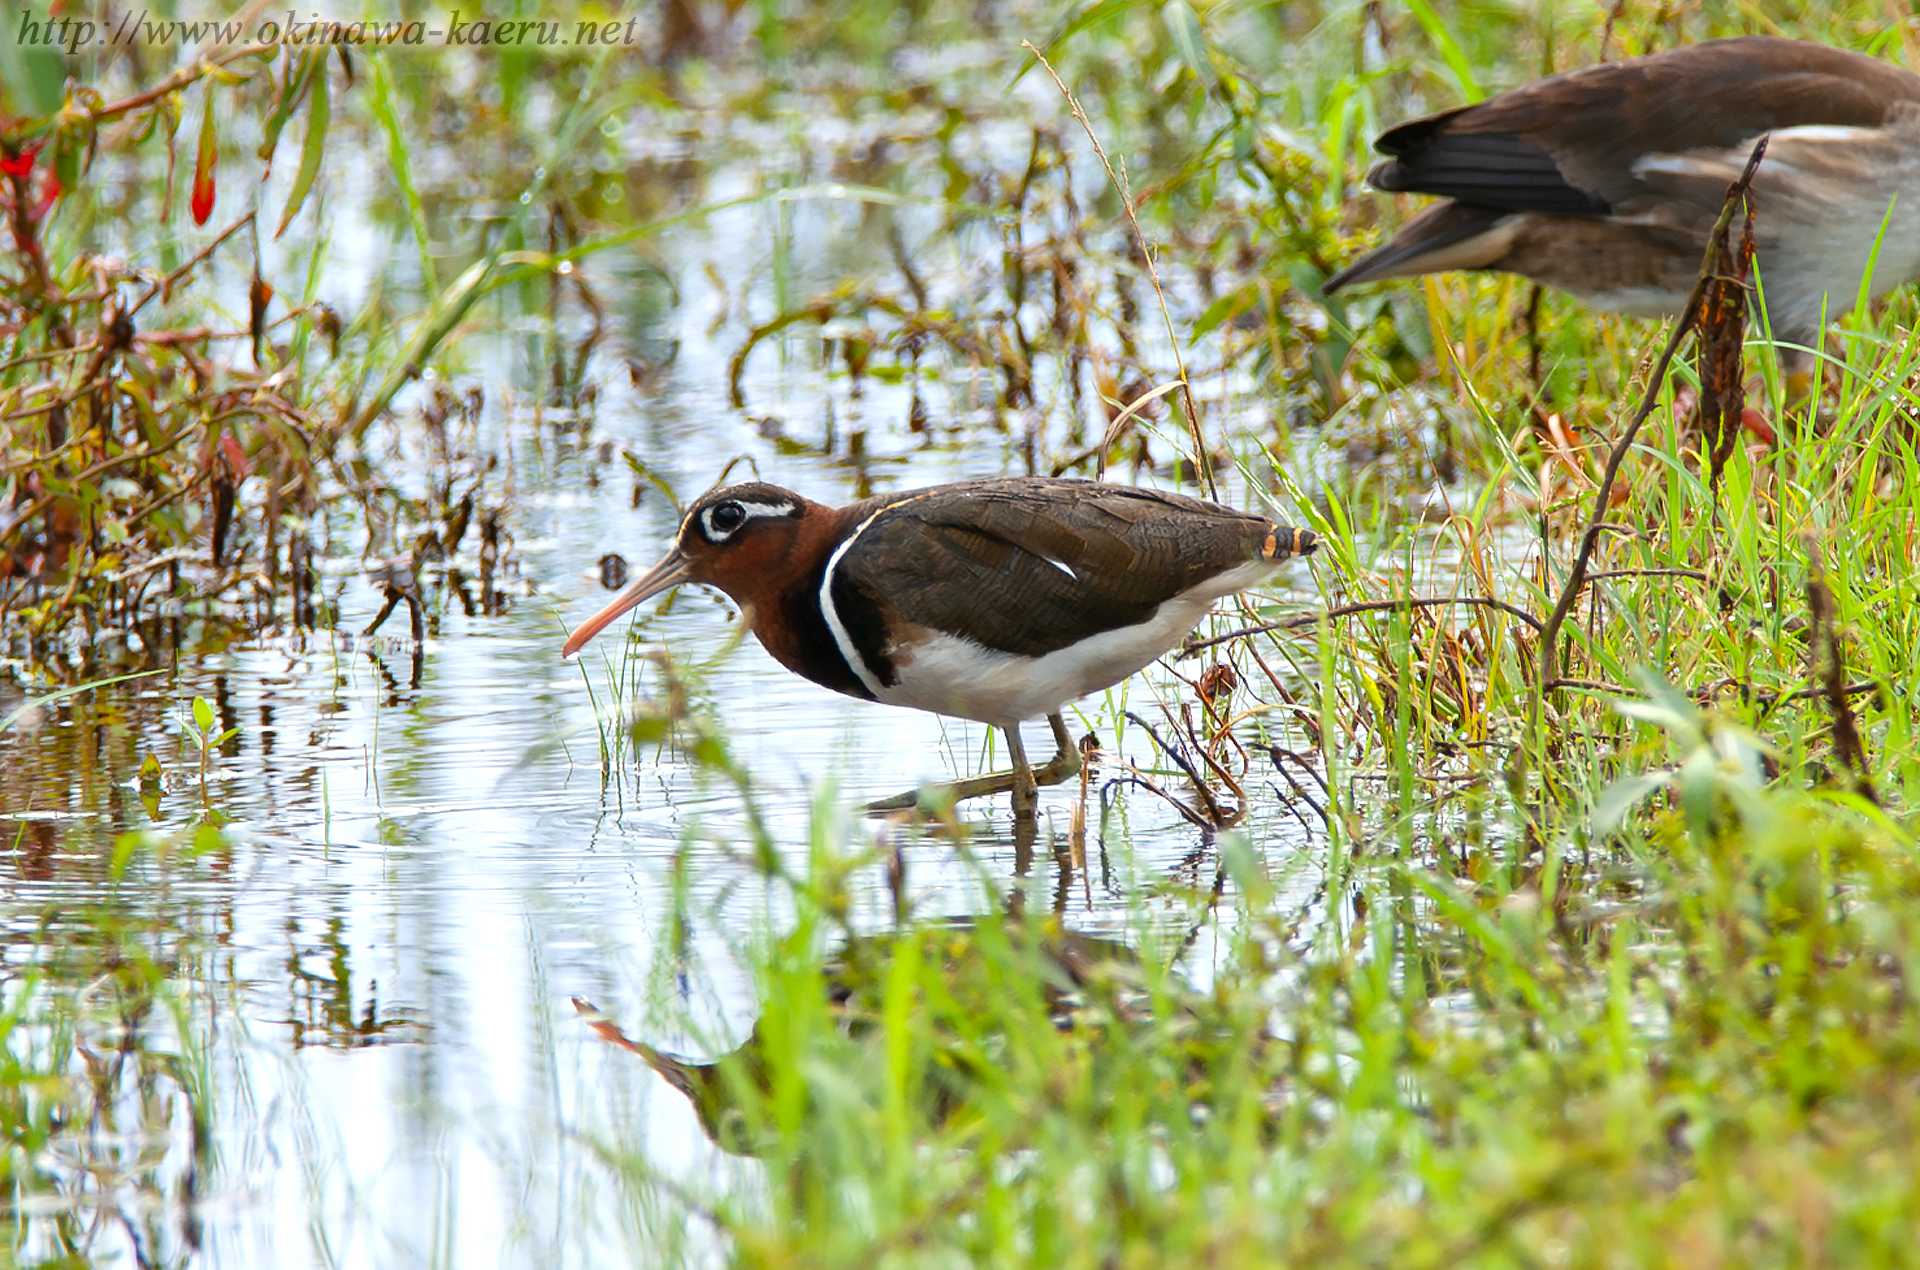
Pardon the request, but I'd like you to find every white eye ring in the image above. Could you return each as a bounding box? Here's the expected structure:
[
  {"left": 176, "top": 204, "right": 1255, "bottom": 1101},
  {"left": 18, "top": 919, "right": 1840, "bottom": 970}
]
[{"left": 704, "top": 502, "right": 747, "bottom": 537}]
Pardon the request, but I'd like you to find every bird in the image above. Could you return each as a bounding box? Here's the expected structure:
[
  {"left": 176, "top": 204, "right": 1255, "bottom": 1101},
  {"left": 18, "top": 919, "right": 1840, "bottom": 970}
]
[
  {"left": 575, "top": 917, "right": 1144, "bottom": 1155},
  {"left": 560, "top": 477, "right": 1318, "bottom": 817},
  {"left": 1323, "top": 36, "right": 1920, "bottom": 388}
]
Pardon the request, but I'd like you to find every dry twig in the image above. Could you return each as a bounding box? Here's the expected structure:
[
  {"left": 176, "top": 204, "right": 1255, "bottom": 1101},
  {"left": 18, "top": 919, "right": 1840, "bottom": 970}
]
[{"left": 1534, "top": 138, "right": 1769, "bottom": 715}]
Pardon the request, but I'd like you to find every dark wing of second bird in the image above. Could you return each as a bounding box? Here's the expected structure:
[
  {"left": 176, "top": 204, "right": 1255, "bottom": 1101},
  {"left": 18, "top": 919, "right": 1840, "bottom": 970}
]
[
  {"left": 826, "top": 480, "right": 1283, "bottom": 673},
  {"left": 1369, "top": 38, "right": 1917, "bottom": 215}
]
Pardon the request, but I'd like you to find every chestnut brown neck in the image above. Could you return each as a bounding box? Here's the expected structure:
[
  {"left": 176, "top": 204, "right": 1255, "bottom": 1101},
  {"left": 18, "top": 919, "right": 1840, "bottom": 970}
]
[{"left": 688, "top": 500, "right": 877, "bottom": 701}]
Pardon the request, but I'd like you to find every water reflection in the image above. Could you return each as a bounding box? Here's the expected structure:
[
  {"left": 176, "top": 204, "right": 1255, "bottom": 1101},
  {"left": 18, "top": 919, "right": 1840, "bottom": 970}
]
[{"left": 584, "top": 912, "right": 1149, "bottom": 1158}]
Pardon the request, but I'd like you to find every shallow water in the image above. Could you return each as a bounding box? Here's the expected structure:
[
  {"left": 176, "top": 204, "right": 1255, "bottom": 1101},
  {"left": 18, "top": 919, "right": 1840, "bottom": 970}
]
[{"left": 0, "top": 158, "right": 1332, "bottom": 1262}]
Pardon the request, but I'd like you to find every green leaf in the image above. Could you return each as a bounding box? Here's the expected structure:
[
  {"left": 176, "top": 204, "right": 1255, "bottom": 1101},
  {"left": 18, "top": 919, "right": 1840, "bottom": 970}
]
[
  {"left": 258, "top": 51, "right": 320, "bottom": 166},
  {"left": 368, "top": 57, "right": 436, "bottom": 291},
  {"left": 1403, "top": 0, "right": 1483, "bottom": 103},
  {"left": 1218, "top": 832, "right": 1272, "bottom": 909},
  {"left": 0, "top": 23, "right": 68, "bottom": 121},
  {"left": 1677, "top": 746, "right": 1721, "bottom": 842},
  {"left": 1231, "top": 122, "right": 1254, "bottom": 163},
  {"left": 1163, "top": 1, "right": 1215, "bottom": 90},
  {"left": 52, "top": 125, "right": 81, "bottom": 190},
  {"left": 1592, "top": 772, "right": 1668, "bottom": 836},
  {"left": 1612, "top": 697, "right": 1694, "bottom": 734},
  {"left": 111, "top": 831, "right": 146, "bottom": 879},
  {"left": 275, "top": 63, "right": 329, "bottom": 239},
  {"left": 0, "top": 668, "right": 166, "bottom": 732},
  {"left": 1190, "top": 286, "right": 1254, "bottom": 342},
  {"left": 192, "top": 696, "right": 215, "bottom": 734},
  {"left": 1714, "top": 727, "right": 1770, "bottom": 789},
  {"left": 1029, "top": 0, "right": 1132, "bottom": 66},
  {"left": 1635, "top": 670, "right": 1703, "bottom": 722},
  {"left": 1390, "top": 292, "right": 1434, "bottom": 363},
  {"left": 622, "top": 716, "right": 668, "bottom": 748},
  {"left": 1614, "top": 670, "right": 1709, "bottom": 749}
]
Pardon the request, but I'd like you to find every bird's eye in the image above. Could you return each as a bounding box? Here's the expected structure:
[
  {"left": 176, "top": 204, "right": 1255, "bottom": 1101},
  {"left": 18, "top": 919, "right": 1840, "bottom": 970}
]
[{"left": 709, "top": 502, "right": 746, "bottom": 534}]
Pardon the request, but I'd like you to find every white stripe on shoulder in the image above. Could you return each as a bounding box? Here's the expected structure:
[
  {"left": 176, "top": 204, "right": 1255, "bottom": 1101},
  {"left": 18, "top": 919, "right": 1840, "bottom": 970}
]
[{"left": 818, "top": 509, "right": 890, "bottom": 699}]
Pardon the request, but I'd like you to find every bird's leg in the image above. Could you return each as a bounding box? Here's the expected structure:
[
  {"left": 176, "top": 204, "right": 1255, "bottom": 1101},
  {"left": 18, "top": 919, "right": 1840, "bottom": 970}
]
[
  {"left": 1031, "top": 712, "right": 1082, "bottom": 787},
  {"left": 864, "top": 713, "right": 1085, "bottom": 817},
  {"left": 1004, "top": 723, "right": 1036, "bottom": 820}
]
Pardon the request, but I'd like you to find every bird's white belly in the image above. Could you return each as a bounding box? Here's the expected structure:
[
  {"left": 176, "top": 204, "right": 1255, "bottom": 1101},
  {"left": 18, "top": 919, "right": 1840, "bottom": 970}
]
[{"left": 870, "top": 560, "right": 1275, "bottom": 728}]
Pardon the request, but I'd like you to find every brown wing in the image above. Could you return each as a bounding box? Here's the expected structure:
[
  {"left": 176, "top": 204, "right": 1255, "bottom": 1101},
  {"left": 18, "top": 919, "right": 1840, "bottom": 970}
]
[
  {"left": 829, "top": 480, "right": 1305, "bottom": 662},
  {"left": 1368, "top": 37, "right": 1920, "bottom": 215}
]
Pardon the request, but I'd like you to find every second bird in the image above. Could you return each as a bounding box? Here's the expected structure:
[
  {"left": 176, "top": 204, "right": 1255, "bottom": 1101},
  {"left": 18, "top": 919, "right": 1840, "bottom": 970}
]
[{"left": 1324, "top": 36, "right": 1920, "bottom": 367}]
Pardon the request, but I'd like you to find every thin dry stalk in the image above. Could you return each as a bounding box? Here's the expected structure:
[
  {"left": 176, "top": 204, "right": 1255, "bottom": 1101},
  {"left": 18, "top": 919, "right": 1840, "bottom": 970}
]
[
  {"left": 1182, "top": 594, "right": 1543, "bottom": 656},
  {"left": 1804, "top": 538, "right": 1878, "bottom": 805},
  {"left": 1022, "top": 41, "right": 1217, "bottom": 498},
  {"left": 1534, "top": 138, "right": 1769, "bottom": 715}
]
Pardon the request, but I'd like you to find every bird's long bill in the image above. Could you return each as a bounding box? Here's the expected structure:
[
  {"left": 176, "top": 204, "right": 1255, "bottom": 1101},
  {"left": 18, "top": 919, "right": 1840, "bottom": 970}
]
[{"left": 559, "top": 549, "right": 692, "bottom": 659}]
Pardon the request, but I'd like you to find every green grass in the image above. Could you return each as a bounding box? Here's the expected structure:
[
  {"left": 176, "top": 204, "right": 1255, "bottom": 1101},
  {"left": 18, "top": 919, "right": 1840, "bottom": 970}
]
[
  {"left": 600, "top": 701, "right": 1920, "bottom": 1266},
  {"left": 0, "top": 828, "right": 226, "bottom": 1268}
]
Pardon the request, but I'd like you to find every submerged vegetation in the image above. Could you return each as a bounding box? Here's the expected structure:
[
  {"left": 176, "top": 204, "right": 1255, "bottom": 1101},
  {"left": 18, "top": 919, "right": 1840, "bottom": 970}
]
[{"left": 1, "top": 0, "right": 1918, "bottom": 1264}]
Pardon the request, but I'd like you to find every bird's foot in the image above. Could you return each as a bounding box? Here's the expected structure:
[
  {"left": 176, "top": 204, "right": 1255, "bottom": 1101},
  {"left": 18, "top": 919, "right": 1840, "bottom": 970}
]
[
  {"left": 862, "top": 761, "right": 1079, "bottom": 816},
  {"left": 865, "top": 715, "right": 1081, "bottom": 818},
  {"left": 865, "top": 769, "right": 1031, "bottom": 816}
]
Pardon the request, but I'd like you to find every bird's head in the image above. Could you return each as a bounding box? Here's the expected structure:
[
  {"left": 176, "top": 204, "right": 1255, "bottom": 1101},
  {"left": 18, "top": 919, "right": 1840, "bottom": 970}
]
[{"left": 560, "top": 482, "right": 819, "bottom": 658}]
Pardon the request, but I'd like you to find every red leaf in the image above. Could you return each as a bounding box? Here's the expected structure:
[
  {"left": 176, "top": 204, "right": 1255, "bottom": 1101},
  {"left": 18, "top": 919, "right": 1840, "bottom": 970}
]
[
  {"left": 0, "top": 144, "right": 39, "bottom": 178},
  {"left": 219, "top": 433, "right": 248, "bottom": 480},
  {"left": 191, "top": 88, "right": 218, "bottom": 226},
  {"left": 190, "top": 172, "right": 215, "bottom": 225},
  {"left": 248, "top": 273, "right": 273, "bottom": 359},
  {"left": 1740, "top": 407, "right": 1776, "bottom": 448}
]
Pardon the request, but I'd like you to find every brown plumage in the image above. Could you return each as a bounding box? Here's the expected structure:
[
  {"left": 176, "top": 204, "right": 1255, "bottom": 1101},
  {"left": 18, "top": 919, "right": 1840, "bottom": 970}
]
[
  {"left": 827, "top": 479, "right": 1308, "bottom": 671},
  {"left": 1325, "top": 37, "right": 1920, "bottom": 352}
]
